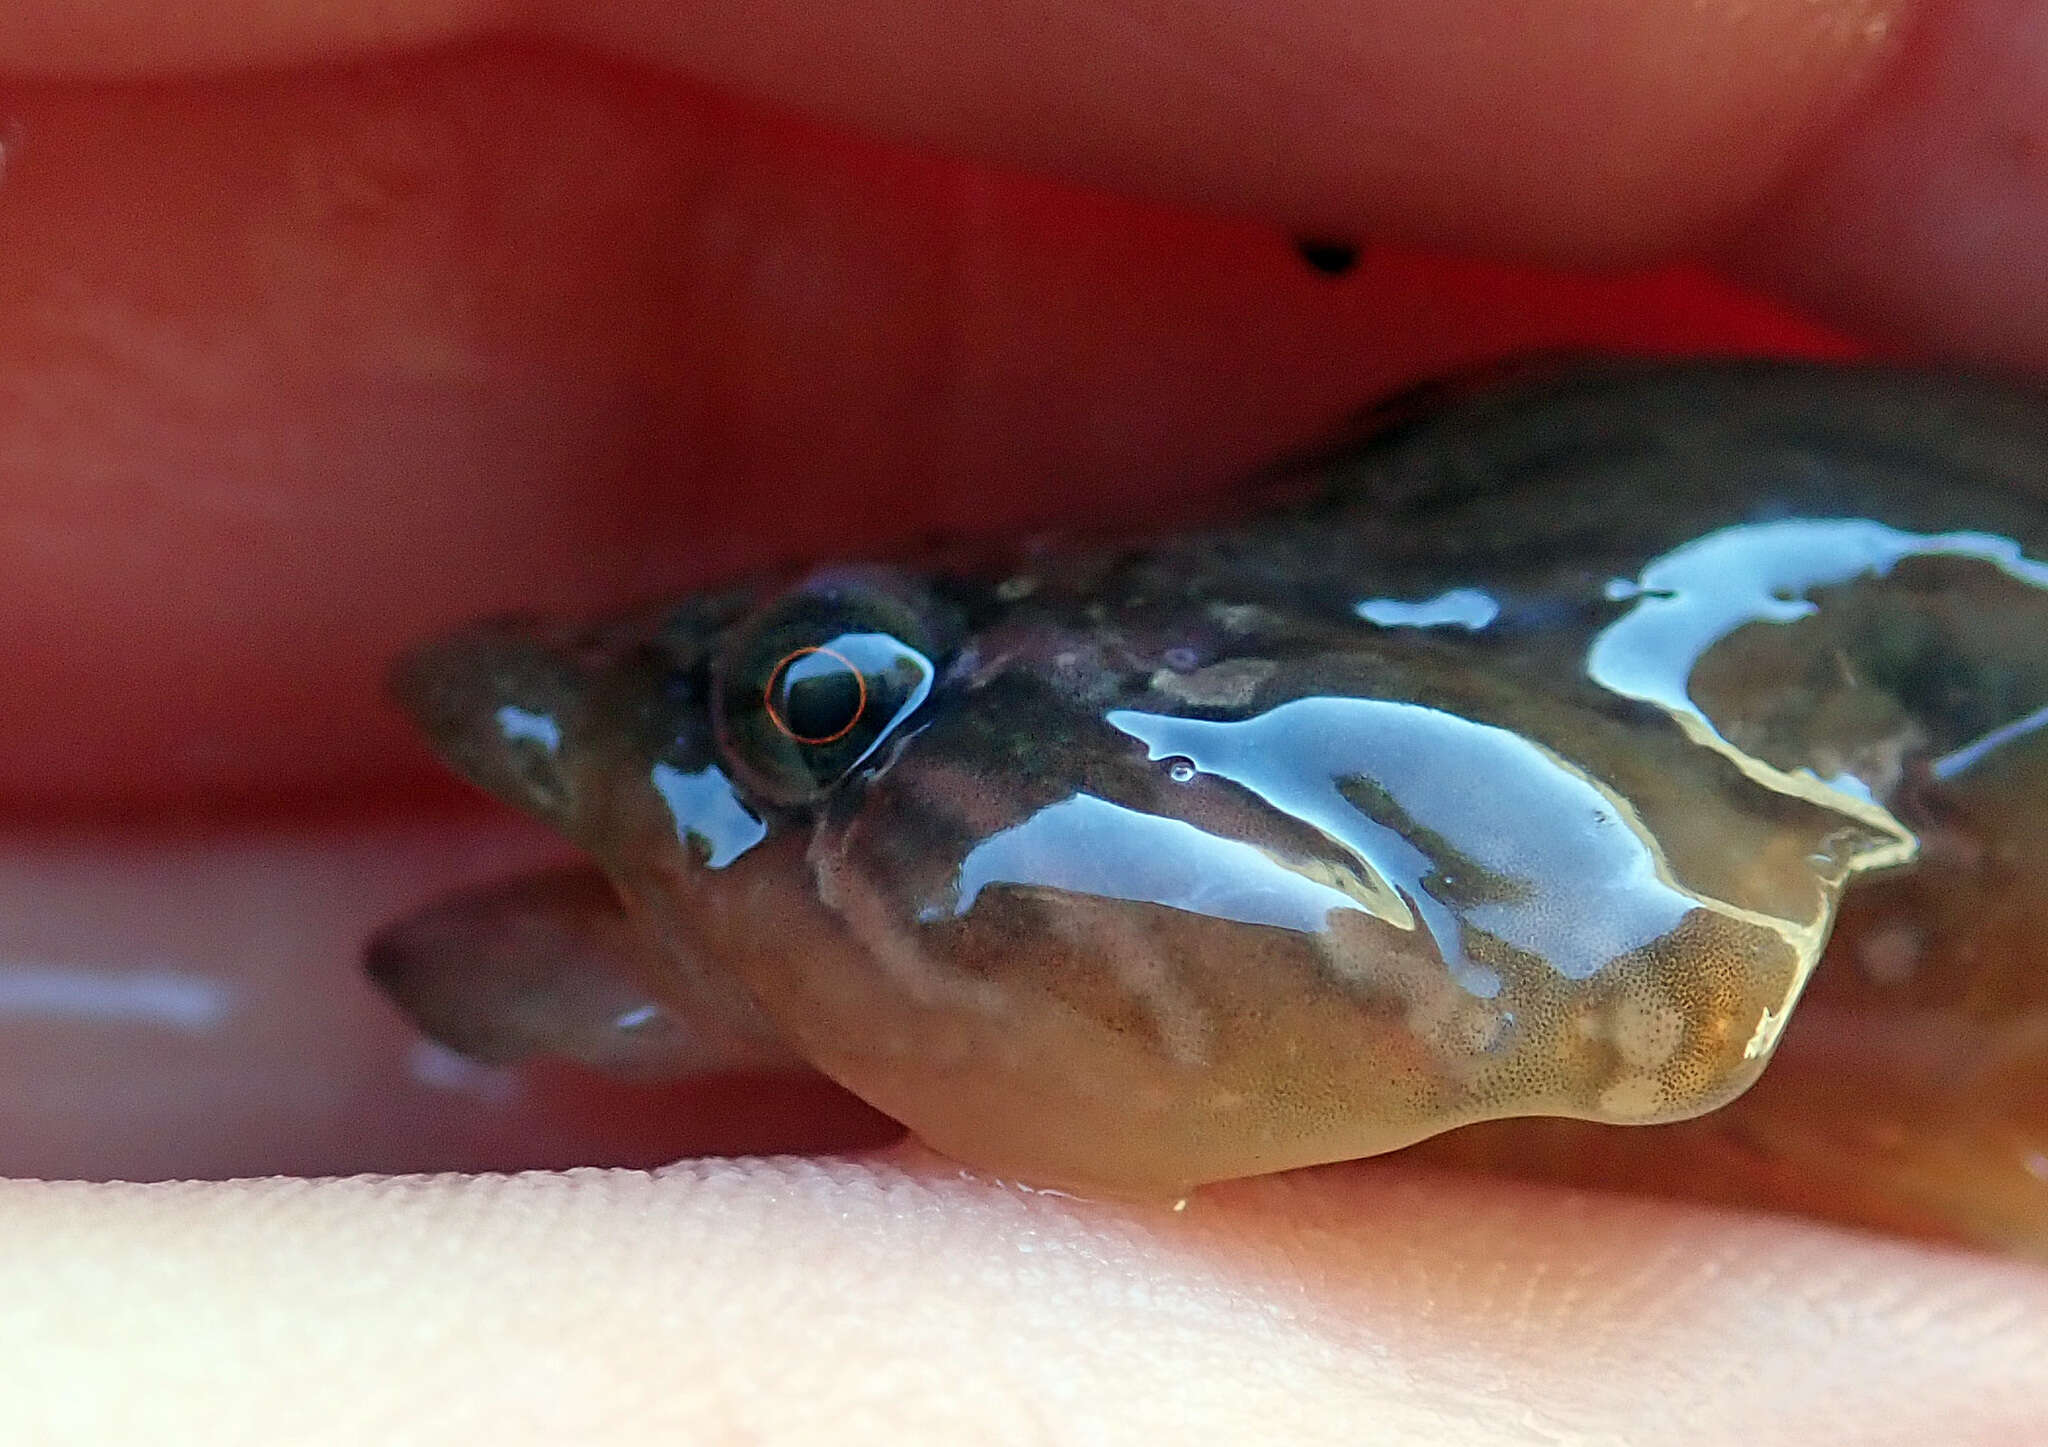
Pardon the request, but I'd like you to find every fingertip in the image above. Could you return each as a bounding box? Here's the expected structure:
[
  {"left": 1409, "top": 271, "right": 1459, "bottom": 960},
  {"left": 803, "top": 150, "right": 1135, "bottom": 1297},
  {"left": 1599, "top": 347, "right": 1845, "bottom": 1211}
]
[
  {"left": 3, "top": 1161, "right": 2043, "bottom": 1442},
  {"left": 1728, "top": 0, "right": 2048, "bottom": 371}
]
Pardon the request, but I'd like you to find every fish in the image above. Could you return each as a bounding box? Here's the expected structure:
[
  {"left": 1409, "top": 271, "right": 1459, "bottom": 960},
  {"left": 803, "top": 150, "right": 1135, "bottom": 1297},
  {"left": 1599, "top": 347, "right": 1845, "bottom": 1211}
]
[{"left": 367, "top": 356, "right": 2048, "bottom": 1253}]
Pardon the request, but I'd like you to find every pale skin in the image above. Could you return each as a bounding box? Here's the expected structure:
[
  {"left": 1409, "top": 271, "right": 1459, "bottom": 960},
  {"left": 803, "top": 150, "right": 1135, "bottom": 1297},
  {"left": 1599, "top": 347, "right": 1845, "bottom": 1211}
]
[{"left": 3, "top": 2, "right": 2048, "bottom": 1443}]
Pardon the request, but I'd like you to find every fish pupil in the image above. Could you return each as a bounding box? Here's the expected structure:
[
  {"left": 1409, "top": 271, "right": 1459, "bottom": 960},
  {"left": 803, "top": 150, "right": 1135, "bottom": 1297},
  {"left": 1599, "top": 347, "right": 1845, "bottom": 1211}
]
[{"left": 767, "top": 647, "right": 867, "bottom": 744}]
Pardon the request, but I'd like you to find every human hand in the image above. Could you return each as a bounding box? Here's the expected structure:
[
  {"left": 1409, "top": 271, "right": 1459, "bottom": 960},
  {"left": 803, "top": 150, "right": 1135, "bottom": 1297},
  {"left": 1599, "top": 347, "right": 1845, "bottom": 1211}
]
[{"left": 1, "top": 3, "right": 2045, "bottom": 1441}]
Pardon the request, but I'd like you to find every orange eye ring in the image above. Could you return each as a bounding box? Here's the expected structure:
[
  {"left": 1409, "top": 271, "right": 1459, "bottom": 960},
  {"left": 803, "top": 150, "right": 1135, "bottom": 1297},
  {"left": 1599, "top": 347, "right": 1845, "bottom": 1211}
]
[{"left": 763, "top": 645, "right": 867, "bottom": 745}]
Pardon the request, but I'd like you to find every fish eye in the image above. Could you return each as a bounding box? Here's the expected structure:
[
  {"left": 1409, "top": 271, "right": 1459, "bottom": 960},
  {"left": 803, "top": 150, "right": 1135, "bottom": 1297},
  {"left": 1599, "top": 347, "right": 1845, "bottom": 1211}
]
[
  {"left": 764, "top": 646, "right": 868, "bottom": 745},
  {"left": 713, "top": 579, "right": 943, "bottom": 805}
]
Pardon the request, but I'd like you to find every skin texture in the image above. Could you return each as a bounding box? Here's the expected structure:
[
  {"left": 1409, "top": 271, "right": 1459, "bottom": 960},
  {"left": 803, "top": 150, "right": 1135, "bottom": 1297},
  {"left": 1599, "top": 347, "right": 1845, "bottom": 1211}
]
[{"left": 3, "top": 2, "right": 2048, "bottom": 1442}]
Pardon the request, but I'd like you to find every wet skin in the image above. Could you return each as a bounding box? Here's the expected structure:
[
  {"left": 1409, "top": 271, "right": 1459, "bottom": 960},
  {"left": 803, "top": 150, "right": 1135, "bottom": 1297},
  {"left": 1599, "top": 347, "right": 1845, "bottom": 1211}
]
[{"left": 370, "top": 357, "right": 2048, "bottom": 1249}]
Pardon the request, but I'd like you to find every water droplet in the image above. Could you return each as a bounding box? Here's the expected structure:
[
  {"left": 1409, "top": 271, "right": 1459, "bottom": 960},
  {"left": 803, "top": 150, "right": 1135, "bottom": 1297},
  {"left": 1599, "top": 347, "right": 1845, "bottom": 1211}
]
[{"left": 1488, "top": 1011, "right": 1516, "bottom": 1052}]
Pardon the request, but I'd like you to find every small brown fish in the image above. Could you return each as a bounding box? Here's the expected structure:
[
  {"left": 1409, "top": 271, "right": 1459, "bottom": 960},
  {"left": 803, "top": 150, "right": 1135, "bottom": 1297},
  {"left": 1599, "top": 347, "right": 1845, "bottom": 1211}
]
[{"left": 369, "top": 358, "right": 2048, "bottom": 1255}]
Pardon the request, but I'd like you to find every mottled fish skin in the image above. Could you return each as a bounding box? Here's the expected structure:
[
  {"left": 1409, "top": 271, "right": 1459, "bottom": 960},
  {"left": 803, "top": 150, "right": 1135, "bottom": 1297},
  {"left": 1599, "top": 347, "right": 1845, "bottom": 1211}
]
[{"left": 375, "top": 357, "right": 2048, "bottom": 1227}]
